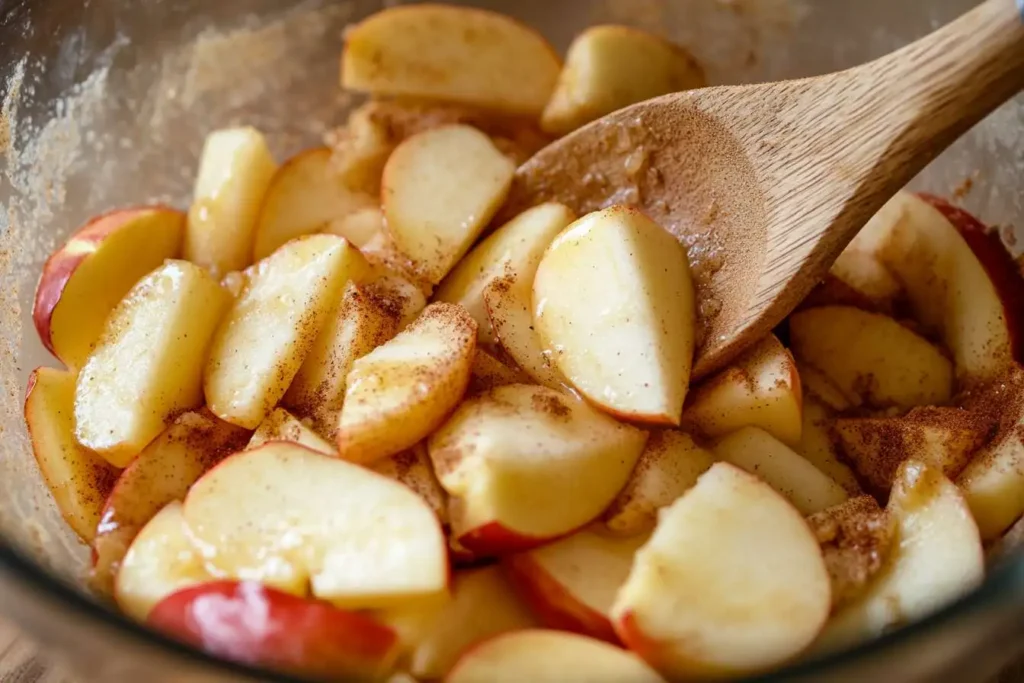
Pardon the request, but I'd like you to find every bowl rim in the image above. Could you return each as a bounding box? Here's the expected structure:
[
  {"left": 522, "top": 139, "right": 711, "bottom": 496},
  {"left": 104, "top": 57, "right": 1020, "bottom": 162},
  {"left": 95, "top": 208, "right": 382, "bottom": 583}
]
[{"left": 1, "top": 535, "right": 1023, "bottom": 681}]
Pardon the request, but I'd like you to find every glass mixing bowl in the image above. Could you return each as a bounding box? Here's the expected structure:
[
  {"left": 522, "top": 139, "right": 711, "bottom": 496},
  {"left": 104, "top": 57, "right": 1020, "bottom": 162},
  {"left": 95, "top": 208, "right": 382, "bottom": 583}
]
[{"left": 0, "top": 0, "right": 1022, "bottom": 680}]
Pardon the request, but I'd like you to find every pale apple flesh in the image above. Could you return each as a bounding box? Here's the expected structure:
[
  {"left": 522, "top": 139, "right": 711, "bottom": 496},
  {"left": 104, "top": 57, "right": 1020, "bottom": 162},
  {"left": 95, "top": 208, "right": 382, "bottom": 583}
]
[
  {"left": 24, "top": 367, "right": 118, "bottom": 544},
  {"left": 247, "top": 407, "right": 336, "bottom": 455},
  {"left": 429, "top": 384, "right": 647, "bottom": 555},
  {"left": 447, "top": 630, "right": 665, "bottom": 683},
  {"left": 502, "top": 528, "right": 648, "bottom": 643},
  {"left": 681, "top": 334, "right": 802, "bottom": 446},
  {"left": 32, "top": 206, "right": 184, "bottom": 370},
  {"left": 342, "top": 5, "right": 561, "bottom": 116},
  {"left": 612, "top": 462, "right": 831, "bottom": 678},
  {"left": 74, "top": 260, "right": 231, "bottom": 466},
  {"left": 533, "top": 205, "right": 696, "bottom": 425},
  {"left": 796, "top": 397, "right": 863, "bottom": 496},
  {"left": 92, "top": 409, "right": 250, "bottom": 596},
  {"left": 182, "top": 442, "right": 449, "bottom": 608},
  {"left": 148, "top": 580, "right": 400, "bottom": 680}
]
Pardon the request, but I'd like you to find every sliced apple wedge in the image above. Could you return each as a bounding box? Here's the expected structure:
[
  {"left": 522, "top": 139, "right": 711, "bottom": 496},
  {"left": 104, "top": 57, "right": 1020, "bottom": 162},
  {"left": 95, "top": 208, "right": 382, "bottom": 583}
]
[
  {"left": 806, "top": 496, "right": 894, "bottom": 609},
  {"left": 114, "top": 501, "right": 210, "bottom": 622},
  {"left": 183, "top": 442, "right": 448, "bottom": 607},
  {"left": 33, "top": 206, "right": 184, "bottom": 369},
  {"left": 713, "top": 426, "right": 848, "bottom": 515},
  {"left": 247, "top": 407, "right": 336, "bottom": 455},
  {"left": 74, "top": 260, "right": 230, "bottom": 466},
  {"left": 336, "top": 302, "right": 476, "bottom": 465},
  {"left": 24, "top": 367, "right": 118, "bottom": 543},
  {"left": 148, "top": 580, "right": 400, "bottom": 680},
  {"left": 854, "top": 191, "right": 1022, "bottom": 385},
  {"left": 382, "top": 124, "right": 515, "bottom": 284},
  {"left": 503, "top": 528, "right": 648, "bottom": 643},
  {"left": 380, "top": 566, "right": 536, "bottom": 679},
  {"left": 363, "top": 271, "right": 429, "bottom": 331},
  {"left": 789, "top": 306, "right": 953, "bottom": 411},
  {"left": 184, "top": 127, "right": 278, "bottom": 277},
  {"left": 681, "top": 334, "right": 802, "bottom": 446},
  {"left": 371, "top": 444, "right": 449, "bottom": 524},
  {"left": 342, "top": 5, "right": 561, "bottom": 116},
  {"left": 603, "top": 429, "right": 715, "bottom": 536},
  {"left": 612, "top": 462, "right": 830, "bottom": 678},
  {"left": 802, "top": 248, "right": 903, "bottom": 315},
  {"left": 833, "top": 407, "right": 989, "bottom": 492},
  {"left": 448, "top": 629, "right": 665, "bottom": 683},
  {"left": 814, "top": 461, "right": 983, "bottom": 654},
  {"left": 484, "top": 266, "right": 567, "bottom": 391},
  {"left": 252, "top": 147, "right": 376, "bottom": 261},
  {"left": 284, "top": 281, "right": 401, "bottom": 437},
  {"left": 205, "top": 235, "right": 366, "bottom": 429},
  {"left": 541, "top": 25, "right": 705, "bottom": 135},
  {"left": 533, "top": 206, "right": 696, "bottom": 425},
  {"left": 796, "top": 397, "right": 863, "bottom": 496},
  {"left": 957, "top": 365, "right": 1024, "bottom": 540},
  {"left": 430, "top": 384, "right": 646, "bottom": 555},
  {"left": 434, "top": 202, "right": 576, "bottom": 345},
  {"left": 468, "top": 348, "right": 530, "bottom": 394},
  {"left": 91, "top": 410, "right": 250, "bottom": 595},
  {"left": 324, "top": 206, "right": 385, "bottom": 249}
]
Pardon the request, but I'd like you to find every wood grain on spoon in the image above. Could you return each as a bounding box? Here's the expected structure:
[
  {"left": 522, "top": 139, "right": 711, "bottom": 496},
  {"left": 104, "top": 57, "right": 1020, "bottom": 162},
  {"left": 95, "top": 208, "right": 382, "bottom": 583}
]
[{"left": 507, "top": 0, "right": 1024, "bottom": 379}]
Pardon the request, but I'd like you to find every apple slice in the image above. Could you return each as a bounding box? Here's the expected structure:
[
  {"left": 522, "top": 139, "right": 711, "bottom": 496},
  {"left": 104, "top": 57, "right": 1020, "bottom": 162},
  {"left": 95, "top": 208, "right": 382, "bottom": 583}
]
[
  {"left": 681, "top": 334, "right": 802, "bottom": 446},
  {"left": 382, "top": 124, "right": 515, "bottom": 284},
  {"left": 448, "top": 630, "right": 664, "bottom": 683},
  {"left": 833, "top": 407, "right": 989, "bottom": 492},
  {"left": 814, "top": 461, "right": 983, "bottom": 654},
  {"left": 342, "top": 5, "right": 561, "bottom": 116},
  {"left": 853, "top": 191, "right": 1022, "bottom": 385},
  {"left": 324, "top": 206, "right": 385, "bottom": 249},
  {"left": 205, "top": 235, "right": 366, "bottom": 429},
  {"left": 802, "top": 249, "right": 903, "bottom": 315},
  {"left": 247, "top": 407, "right": 336, "bottom": 455},
  {"left": 284, "top": 281, "right": 401, "bottom": 436},
  {"left": 74, "top": 260, "right": 231, "bottom": 466},
  {"left": 184, "top": 127, "right": 278, "bottom": 277},
  {"left": 502, "top": 528, "right": 648, "bottom": 643},
  {"left": 148, "top": 580, "right": 400, "bottom": 680},
  {"left": 541, "top": 25, "right": 705, "bottom": 135},
  {"left": 612, "top": 462, "right": 830, "bottom": 678},
  {"left": 789, "top": 306, "right": 953, "bottom": 411},
  {"left": 602, "top": 430, "right": 715, "bottom": 536},
  {"left": 805, "top": 496, "right": 894, "bottom": 609},
  {"left": 533, "top": 206, "right": 696, "bottom": 425},
  {"left": 796, "top": 397, "right": 863, "bottom": 496},
  {"left": 434, "top": 203, "right": 576, "bottom": 345},
  {"left": 796, "top": 359, "right": 860, "bottom": 412},
  {"left": 483, "top": 264, "right": 567, "bottom": 391},
  {"left": 713, "top": 426, "right": 848, "bottom": 515},
  {"left": 183, "top": 442, "right": 448, "bottom": 607},
  {"left": 91, "top": 410, "right": 250, "bottom": 595},
  {"left": 114, "top": 502, "right": 211, "bottom": 622},
  {"left": 24, "top": 367, "right": 118, "bottom": 543},
  {"left": 252, "top": 147, "right": 376, "bottom": 261},
  {"left": 467, "top": 348, "right": 530, "bottom": 394},
  {"left": 371, "top": 443, "right": 449, "bottom": 524},
  {"left": 429, "top": 384, "right": 646, "bottom": 556},
  {"left": 363, "top": 271, "right": 429, "bottom": 331},
  {"left": 33, "top": 207, "right": 184, "bottom": 369},
  {"left": 957, "top": 365, "right": 1024, "bottom": 540},
  {"left": 380, "top": 566, "right": 536, "bottom": 679},
  {"left": 336, "top": 302, "right": 476, "bottom": 465}
]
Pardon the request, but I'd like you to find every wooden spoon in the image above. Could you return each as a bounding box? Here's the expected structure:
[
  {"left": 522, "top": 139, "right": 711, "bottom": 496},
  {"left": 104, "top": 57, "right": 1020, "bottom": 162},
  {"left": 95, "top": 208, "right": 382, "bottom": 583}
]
[{"left": 507, "top": 0, "right": 1024, "bottom": 379}]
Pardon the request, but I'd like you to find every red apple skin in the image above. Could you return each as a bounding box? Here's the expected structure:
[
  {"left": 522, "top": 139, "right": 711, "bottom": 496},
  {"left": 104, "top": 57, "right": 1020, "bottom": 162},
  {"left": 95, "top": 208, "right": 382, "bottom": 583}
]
[
  {"left": 32, "top": 206, "right": 184, "bottom": 363},
  {"left": 456, "top": 521, "right": 561, "bottom": 557},
  {"left": 147, "top": 581, "right": 400, "bottom": 679},
  {"left": 502, "top": 554, "right": 619, "bottom": 644},
  {"left": 615, "top": 611, "right": 665, "bottom": 671},
  {"left": 917, "top": 193, "right": 1024, "bottom": 363}
]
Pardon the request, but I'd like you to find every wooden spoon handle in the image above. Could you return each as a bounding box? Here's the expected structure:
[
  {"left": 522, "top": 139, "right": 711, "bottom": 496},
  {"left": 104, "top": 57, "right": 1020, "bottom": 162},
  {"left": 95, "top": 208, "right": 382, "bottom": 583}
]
[{"left": 849, "top": 0, "right": 1024, "bottom": 184}]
